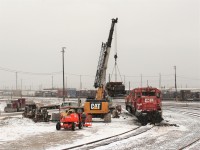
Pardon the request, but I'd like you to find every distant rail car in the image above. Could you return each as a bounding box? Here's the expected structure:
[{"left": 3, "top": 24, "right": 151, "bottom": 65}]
[
  {"left": 4, "top": 98, "right": 26, "bottom": 113},
  {"left": 60, "top": 101, "right": 79, "bottom": 109},
  {"left": 125, "top": 87, "right": 163, "bottom": 125}
]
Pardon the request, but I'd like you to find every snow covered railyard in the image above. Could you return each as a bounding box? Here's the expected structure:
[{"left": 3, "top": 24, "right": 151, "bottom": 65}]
[
  {"left": 0, "top": 100, "right": 200, "bottom": 150},
  {"left": 0, "top": 112, "right": 136, "bottom": 150}
]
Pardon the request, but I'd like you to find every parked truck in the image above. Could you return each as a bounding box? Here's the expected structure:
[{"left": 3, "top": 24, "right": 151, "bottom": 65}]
[{"left": 4, "top": 98, "right": 26, "bottom": 112}]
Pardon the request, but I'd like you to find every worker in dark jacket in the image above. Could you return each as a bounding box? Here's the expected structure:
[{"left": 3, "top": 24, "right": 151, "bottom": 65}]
[{"left": 81, "top": 112, "right": 86, "bottom": 125}]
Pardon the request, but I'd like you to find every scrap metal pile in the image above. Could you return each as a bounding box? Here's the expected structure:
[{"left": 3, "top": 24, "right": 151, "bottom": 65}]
[{"left": 106, "top": 82, "right": 126, "bottom": 97}]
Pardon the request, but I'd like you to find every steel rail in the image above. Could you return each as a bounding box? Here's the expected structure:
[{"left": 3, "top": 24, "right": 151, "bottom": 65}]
[
  {"left": 179, "top": 137, "right": 200, "bottom": 150},
  {"left": 64, "top": 125, "right": 154, "bottom": 150},
  {"left": 165, "top": 106, "right": 200, "bottom": 149},
  {"left": 164, "top": 107, "right": 200, "bottom": 117}
]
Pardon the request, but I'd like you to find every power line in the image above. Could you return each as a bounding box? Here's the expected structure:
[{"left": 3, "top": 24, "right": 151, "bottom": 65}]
[
  {"left": 177, "top": 76, "right": 200, "bottom": 80},
  {"left": 0, "top": 66, "right": 62, "bottom": 75},
  {"left": 0, "top": 66, "right": 199, "bottom": 81}
]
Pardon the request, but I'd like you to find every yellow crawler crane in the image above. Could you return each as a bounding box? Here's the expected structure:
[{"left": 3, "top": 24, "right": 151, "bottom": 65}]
[{"left": 84, "top": 18, "right": 118, "bottom": 122}]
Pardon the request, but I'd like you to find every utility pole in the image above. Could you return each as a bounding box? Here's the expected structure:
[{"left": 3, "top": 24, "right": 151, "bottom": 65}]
[
  {"left": 16, "top": 72, "right": 18, "bottom": 90},
  {"left": 78, "top": 75, "right": 82, "bottom": 107},
  {"left": 21, "top": 79, "right": 22, "bottom": 98},
  {"left": 66, "top": 76, "right": 68, "bottom": 99},
  {"left": 159, "top": 73, "right": 161, "bottom": 89},
  {"left": 129, "top": 81, "right": 130, "bottom": 94},
  {"left": 174, "top": 66, "right": 177, "bottom": 101},
  {"left": 147, "top": 80, "right": 149, "bottom": 87},
  {"left": 52, "top": 75, "right": 53, "bottom": 89},
  {"left": 61, "top": 47, "right": 66, "bottom": 102},
  {"left": 80, "top": 75, "right": 82, "bottom": 90},
  {"left": 124, "top": 75, "right": 126, "bottom": 86},
  {"left": 21, "top": 79, "right": 22, "bottom": 90},
  {"left": 140, "top": 74, "right": 143, "bottom": 87},
  {"left": 66, "top": 76, "right": 67, "bottom": 89}
]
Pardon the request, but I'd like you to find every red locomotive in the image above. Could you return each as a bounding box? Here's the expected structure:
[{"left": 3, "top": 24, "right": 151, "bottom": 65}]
[{"left": 125, "top": 87, "right": 163, "bottom": 125}]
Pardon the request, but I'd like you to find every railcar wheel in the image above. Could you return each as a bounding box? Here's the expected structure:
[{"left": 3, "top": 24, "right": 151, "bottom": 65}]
[
  {"left": 22, "top": 113, "right": 26, "bottom": 117},
  {"left": 56, "top": 122, "right": 61, "bottom": 130},
  {"left": 155, "top": 115, "right": 163, "bottom": 123},
  {"left": 33, "top": 117, "right": 38, "bottom": 123},
  {"left": 126, "top": 106, "right": 132, "bottom": 113},
  {"left": 104, "top": 113, "right": 111, "bottom": 123},
  {"left": 140, "top": 116, "right": 148, "bottom": 126},
  {"left": 78, "top": 122, "right": 83, "bottom": 129},
  {"left": 132, "top": 108, "right": 136, "bottom": 115},
  {"left": 72, "top": 122, "right": 76, "bottom": 131}
]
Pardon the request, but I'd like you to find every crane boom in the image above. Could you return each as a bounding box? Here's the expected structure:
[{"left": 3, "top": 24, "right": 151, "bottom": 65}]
[
  {"left": 84, "top": 18, "right": 119, "bottom": 122},
  {"left": 94, "top": 18, "right": 118, "bottom": 89}
]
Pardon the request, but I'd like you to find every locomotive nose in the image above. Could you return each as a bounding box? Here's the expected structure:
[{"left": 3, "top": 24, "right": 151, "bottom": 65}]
[{"left": 143, "top": 97, "right": 155, "bottom": 103}]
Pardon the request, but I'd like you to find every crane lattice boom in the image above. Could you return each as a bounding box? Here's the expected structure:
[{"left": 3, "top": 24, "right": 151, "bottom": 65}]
[{"left": 94, "top": 18, "right": 118, "bottom": 88}]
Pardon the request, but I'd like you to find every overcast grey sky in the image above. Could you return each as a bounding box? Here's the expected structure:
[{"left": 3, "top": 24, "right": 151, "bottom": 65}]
[{"left": 0, "top": 0, "right": 199, "bottom": 90}]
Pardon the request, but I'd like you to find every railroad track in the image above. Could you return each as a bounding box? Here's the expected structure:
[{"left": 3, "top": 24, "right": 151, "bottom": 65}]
[
  {"left": 163, "top": 104, "right": 200, "bottom": 111},
  {"left": 179, "top": 138, "right": 200, "bottom": 150},
  {"left": 0, "top": 112, "right": 22, "bottom": 117},
  {"left": 65, "top": 109, "right": 153, "bottom": 150},
  {"left": 164, "top": 106, "right": 200, "bottom": 118},
  {"left": 64, "top": 125, "right": 154, "bottom": 150},
  {"left": 165, "top": 106, "right": 200, "bottom": 149}
]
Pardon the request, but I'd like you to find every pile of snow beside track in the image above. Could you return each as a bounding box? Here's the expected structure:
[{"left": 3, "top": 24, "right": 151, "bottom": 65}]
[{"left": 0, "top": 117, "right": 55, "bottom": 144}]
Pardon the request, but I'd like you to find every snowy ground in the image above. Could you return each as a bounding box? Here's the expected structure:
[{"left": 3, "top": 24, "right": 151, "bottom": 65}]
[
  {"left": 0, "top": 99, "right": 200, "bottom": 150},
  {"left": 0, "top": 101, "right": 7, "bottom": 112},
  {"left": 0, "top": 112, "right": 136, "bottom": 150}
]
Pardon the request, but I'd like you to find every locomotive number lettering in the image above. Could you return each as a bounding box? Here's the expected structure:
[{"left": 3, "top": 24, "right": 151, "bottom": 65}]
[{"left": 145, "top": 99, "right": 154, "bottom": 102}]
